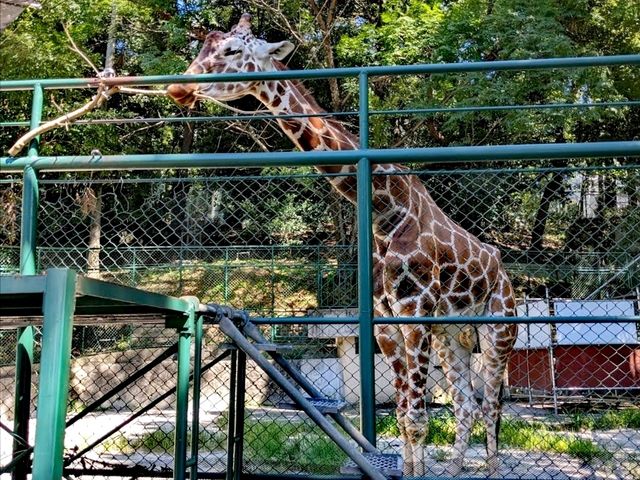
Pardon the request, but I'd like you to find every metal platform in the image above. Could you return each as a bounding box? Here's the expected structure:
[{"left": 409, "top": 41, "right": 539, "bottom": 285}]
[
  {"left": 0, "top": 268, "right": 199, "bottom": 480},
  {"left": 341, "top": 453, "right": 403, "bottom": 478}
]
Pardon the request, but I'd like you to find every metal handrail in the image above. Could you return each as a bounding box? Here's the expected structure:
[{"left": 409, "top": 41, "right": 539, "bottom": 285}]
[{"left": 1, "top": 54, "right": 639, "bottom": 91}]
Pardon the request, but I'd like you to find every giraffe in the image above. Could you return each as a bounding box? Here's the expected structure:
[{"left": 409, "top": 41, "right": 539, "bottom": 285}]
[{"left": 167, "top": 14, "right": 517, "bottom": 477}]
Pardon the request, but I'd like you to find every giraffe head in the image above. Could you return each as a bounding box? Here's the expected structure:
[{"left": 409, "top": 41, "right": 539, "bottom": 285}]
[{"left": 167, "top": 13, "right": 294, "bottom": 107}]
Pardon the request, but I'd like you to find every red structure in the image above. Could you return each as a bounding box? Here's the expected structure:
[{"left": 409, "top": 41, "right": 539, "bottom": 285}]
[{"left": 508, "top": 300, "right": 640, "bottom": 395}]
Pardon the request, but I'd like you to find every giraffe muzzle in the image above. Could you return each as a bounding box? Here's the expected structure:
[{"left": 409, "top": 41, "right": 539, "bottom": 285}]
[{"left": 167, "top": 83, "right": 198, "bottom": 108}]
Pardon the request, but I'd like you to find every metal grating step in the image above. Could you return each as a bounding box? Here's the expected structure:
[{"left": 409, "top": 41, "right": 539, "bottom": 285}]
[
  {"left": 252, "top": 342, "right": 293, "bottom": 352},
  {"left": 341, "top": 453, "right": 403, "bottom": 478},
  {"left": 278, "top": 397, "right": 348, "bottom": 414},
  {"left": 220, "top": 342, "right": 292, "bottom": 352}
]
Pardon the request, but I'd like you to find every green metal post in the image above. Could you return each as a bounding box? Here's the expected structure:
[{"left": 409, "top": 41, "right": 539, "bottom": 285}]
[
  {"left": 226, "top": 349, "right": 238, "bottom": 480},
  {"left": 189, "top": 313, "right": 204, "bottom": 480},
  {"left": 223, "top": 248, "right": 229, "bottom": 303},
  {"left": 316, "top": 245, "right": 322, "bottom": 307},
  {"left": 174, "top": 307, "right": 195, "bottom": 480},
  {"left": 270, "top": 245, "right": 276, "bottom": 333},
  {"left": 131, "top": 247, "right": 137, "bottom": 285},
  {"left": 357, "top": 72, "right": 376, "bottom": 445},
  {"left": 232, "top": 351, "right": 247, "bottom": 480},
  {"left": 12, "top": 326, "right": 33, "bottom": 480},
  {"left": 19, "top": 171, "right": 39, "bottom": 273},
  {"left": 32, "top": 268, "right": 77, "bottom": 480},
  {"left": 13, "top": 83, "right": 43, "bottom": 480}
]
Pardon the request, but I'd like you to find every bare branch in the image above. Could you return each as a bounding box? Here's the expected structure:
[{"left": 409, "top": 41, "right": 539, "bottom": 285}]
[
  {"left": 8, "top": 85, "right": 117, "bottom": 156},
  {"left": 63, "top": 23, "right": 100, "bottom": 75},
  {"left": 194, "top": 92, "right": 270, "bottom": 115},
  {"left": 474, "top": 118, "right": 503, "bottom": 146},
  {"left": 120, "top": 121, "right": 166, "bottom": 141},
  {"left": 229, "top": 121, "right": 272, "bottom": 152},
  {"left": 119, "top": 87, "right": 168, "bottom": 96},
  {"left": 245, "top": 0, "right": 305, "bottom": 44},
  {"left": 7, "top": 86, "right": 168, "bottom": 156}
]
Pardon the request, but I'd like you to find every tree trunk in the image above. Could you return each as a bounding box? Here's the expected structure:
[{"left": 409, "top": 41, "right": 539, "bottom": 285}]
[
  {"left": 176, "top": 120, "right": 195, "bottom": 246},
  {"left": 86, "top": 186, "right": 102, "bottom": 278},
  {"left": 307, "top": 0, "right": 342, "bottom": 111},
  {"left": 530, "top": 171, "right": 563, "bottom": 253}
]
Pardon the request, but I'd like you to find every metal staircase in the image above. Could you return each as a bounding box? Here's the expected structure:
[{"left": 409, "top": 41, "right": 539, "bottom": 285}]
[{"left": 204, "top": 304, "right": 402, "bottom": 480}]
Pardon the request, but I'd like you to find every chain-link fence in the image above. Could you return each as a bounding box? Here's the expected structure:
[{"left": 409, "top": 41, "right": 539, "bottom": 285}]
[{"left": 1, "top": 162, "right": 638, "bottom": 479}]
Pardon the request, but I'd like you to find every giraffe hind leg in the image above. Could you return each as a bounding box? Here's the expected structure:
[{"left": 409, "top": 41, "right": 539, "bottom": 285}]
[
  {"left": 478, "top": 282, "right": 517, "bottom": 475},
  {"left": 433, "top": 327, "right": 476, "bottom": 477}
]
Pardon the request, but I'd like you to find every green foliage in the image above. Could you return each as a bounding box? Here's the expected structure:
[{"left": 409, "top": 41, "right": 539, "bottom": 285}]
[
  {"left": 337, "top": 0, "right": 444, "bottom": 66},
  {"left": 337, "top": 0, "right": 638, "bottom": 148},
  {"left": 568, "top": 409, "right": 640, "bottom": 431},
  {"left": 243, "top": 419, "right": 346, "bottom": 473}
]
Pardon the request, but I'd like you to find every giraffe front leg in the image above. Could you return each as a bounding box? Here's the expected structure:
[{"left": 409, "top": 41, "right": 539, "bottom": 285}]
[
  {"left": 374, "top": 324, "right": 419, "bottom": 474},
  {"left": 395, "top": 411, "right": 414, "bottom": 476},
  {"left": 398, "top": 324, "right": 430, "bottom": 477},
  {"left": 403, "top": 408, "right": 429, "bottom": 476}
]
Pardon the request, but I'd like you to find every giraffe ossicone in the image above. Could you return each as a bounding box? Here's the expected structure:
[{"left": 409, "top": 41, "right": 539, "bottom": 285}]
[{"left": 168, "top": 14, "right": 517, "bottom": 477}]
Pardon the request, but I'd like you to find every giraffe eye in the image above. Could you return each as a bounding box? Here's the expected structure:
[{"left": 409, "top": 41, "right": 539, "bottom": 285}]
[{"left": 224, "top": 48, "right": 242, "bottom": 57}]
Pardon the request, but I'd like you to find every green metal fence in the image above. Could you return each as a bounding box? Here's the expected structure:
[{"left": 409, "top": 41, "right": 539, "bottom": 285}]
[{"left": 1, "top": 55, "right": 639, "bottom": 480}]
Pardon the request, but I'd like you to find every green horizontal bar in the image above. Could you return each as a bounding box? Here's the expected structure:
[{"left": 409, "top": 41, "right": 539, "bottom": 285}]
[
  {"left": 0, "top": 275, "right": 46, "bottom": 295},
  {"left": 38, "top": 171, "right": 354, "bottom": 184},
  {"left": 14, "top": 163, "right": 637, "bottom": 183},
  {"left": 75, "top": 276, "right": 192, "bottom": 314},
  {"left": 1, "top": 55, "right": 638, "bottom": 91},
  {"left": 1, "top": 121, "right": 30, "bottom": 127},
  {"left": 373, "top": 100, "right": 640, "bottom": 117},
  {"left": 3, "top": 100, "right": 638, "bottom": 129},
  {"left": 248, "top": 315, "right": 639, "bottom": 325},
  {"left": 2, "top": 141, "right": 638, "bottom": 172},
  {"left": 376, "top": 315, "right": 640, "bottom": 324}
]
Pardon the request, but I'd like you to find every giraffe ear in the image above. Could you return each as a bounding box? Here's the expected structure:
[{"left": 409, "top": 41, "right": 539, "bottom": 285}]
[{"left": 264, "top": 41, "right": 295, "bottom": 60}]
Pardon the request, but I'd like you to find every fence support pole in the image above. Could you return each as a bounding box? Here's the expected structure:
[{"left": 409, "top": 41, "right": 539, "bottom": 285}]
[
  {"left": 32, "top": 268, "right": 76, "bottom": 480},
  {"left": 357, "top": 71, "right": 376, "bottom": 445},
  {"left": 174, "top": 306, "right": 195, "bottom": 480},
  {"left": 13, "top": 83, "right": 43, "bottom": 480},
  {"left": 189, "top": 311, "right": 204, "bottom": 480},
  {"left": 232, "top": 350, "right": 247, "bottom": 480},
  {"left": 12, "top": 325, "right": 33, "bottom": 480},
  {"left": 226, "top": 348, "right": 238, "bottom": 480}
]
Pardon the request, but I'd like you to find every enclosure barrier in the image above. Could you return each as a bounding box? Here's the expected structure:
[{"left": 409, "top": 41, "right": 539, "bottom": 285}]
[{"left": 1, "top": 55, "right": 639, "bottom": 479}]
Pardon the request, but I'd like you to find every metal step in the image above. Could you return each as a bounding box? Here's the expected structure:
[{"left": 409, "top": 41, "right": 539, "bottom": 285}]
[
  {"left": 341, "top": 453, "right": 403, "bottom": 478},
  {"left": 253, "top": 342, "right": 292, "bottom": 352},
  {"left": 278, "top": 397, "right": 348, "bottom": 414},
  {"left": 219, "top": 342, "right": 292, "bottom": 352}
]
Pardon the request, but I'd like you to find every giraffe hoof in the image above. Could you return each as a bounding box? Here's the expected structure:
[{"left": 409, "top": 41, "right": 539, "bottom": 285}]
[
  {"left": 443, "top": 459, "right": 463, "bottom": 477},
  {"left": 403, "top": 461, "right": 414, "bottom": 476},
  {"left": 486, "top": 458, "right": 500, "bottom": 477}
]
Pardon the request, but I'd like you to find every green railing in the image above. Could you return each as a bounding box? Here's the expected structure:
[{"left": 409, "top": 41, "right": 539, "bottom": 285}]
[{"left": 1, "top": 55, "right": 640, "bottom": 480}]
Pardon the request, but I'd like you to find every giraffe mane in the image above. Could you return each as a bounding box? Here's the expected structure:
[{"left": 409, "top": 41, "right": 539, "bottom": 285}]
[{"left": 270, "top": 59, "right": 359, "bottom": 143}]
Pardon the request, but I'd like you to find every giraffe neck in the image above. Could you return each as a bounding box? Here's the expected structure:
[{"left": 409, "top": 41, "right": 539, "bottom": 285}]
[
  {"left": 254, "top": 79, "right": 359, "bottom": 153},
  {"left": 252, "top": 77, "right": 421, "bottom": 242},
  {"left": 253, "top": 78, "right": 372, "bottom": 208}
]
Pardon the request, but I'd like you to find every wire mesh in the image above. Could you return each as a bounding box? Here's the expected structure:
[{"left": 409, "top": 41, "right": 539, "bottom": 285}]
[{"left": 0, "top": 163, "right": 638, "bottom": 479}]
